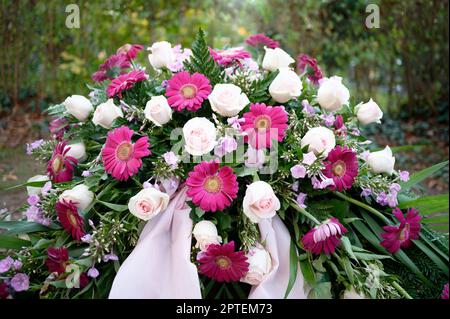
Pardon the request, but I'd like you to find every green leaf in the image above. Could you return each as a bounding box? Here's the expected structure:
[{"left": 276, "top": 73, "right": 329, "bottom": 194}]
[
  {"left": 0, "top": 234, "right": 32, "bottom": 249},
  {"left": 0, "top": 220, "right": 60, "bottom": 235},
  {"left": 341, "top": 236, "right": 357, "bottom": 260},
  {"left": 341, "top": 256, "right": 355, "bottom": 284},
  {"left": 353, "top": 252, "right": 392, "bottom": 260},
  {"left": 299, "top": 257, "right": 316, "bottom": 286},
  {"left": 96, "top": 200, "right": 128, "bottom": 212},
  {"left": 284, "top": 240, "right": 299, "bottom": 298},
  {"left": 394, "top": 249, "right": 434, "bottom": 287},
  {"left": 400, "top": 161, "right": 449, "bottom": 190},
  {"left": 398, "top": 194, "right": 449, "bottom": 215},
  {"left": 413, "top": 240, "right": 449, "bottom": 275}
]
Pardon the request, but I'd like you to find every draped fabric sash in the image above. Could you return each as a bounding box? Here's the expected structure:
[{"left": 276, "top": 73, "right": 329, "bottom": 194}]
[
  {"left": 109, "top": 188, "right": 307, "bottom": 299},
  {"left": 248, "top": 216, "right": 309, "bottom": 299},
  {"left": 109, "top": 187, "right": 202, "bottom": 299}
]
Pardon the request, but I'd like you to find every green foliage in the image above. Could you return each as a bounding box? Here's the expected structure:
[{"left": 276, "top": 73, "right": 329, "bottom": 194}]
[{"left": 183, "top": 28, "right": 224, "bottom": 85}]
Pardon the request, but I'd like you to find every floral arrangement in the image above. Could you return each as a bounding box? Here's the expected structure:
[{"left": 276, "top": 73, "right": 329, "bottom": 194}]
[{"left": 0, "top": 30, "right": 448, "bottom": 299}]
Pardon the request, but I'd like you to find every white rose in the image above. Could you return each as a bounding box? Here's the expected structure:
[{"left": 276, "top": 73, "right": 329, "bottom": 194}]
[
  {"left": 144, "top": 95, "right": 172, "bottom": 126},
  {"left": 92, "top": 99, "right": 123, "bottom": 129},
  {"left": 241, "top": 246, "right": 272, "bottom": 285},
  {"left": 209, "top": 84, "right": 250, "bottom": 117},
  {"left": 243, "top": 181, "right": 280, "bottom": 223},
  {"left": 367, "top": 146, "right": 395, "bottom": 175},
  {"left": 301, "top": 127, "right": 336, "bottom": 156},
  {"left": 192, "top": 220, "right": 222, "bottom": 251},
  {"left": 182, "top": 117, "right": 217, "bottom": 156},
  {"left": 26, "top": 175, "right": 49, "bottom": 196},
  {"left": 59, "top": 184, "right": 94, "bottom": 211},
  {"left": 269, "top": 68, "right": 302, "bottom": 103},
  {"left": 128, "top": 187, "right": 170, "bottom": 221},
  {"left": 356, "top": 98, "right": 383, "bottom": 125},
  {"left": 317, "top": 76, "right": 350, "bottom": 112},
  {"left": 63, "top": 95, "right": 93, "bottom": 122},
  {"left": 262, "top": 47, "right": 295, "bottom": 71},
  {"left": 148, "top": 41, "right": 175, "bottom": 70},
  {"left": 342, "top": 287, "right": 367, "bottom": 299},
  {"left": 65, "top": 141, "right": 87, "bottom": 162}
]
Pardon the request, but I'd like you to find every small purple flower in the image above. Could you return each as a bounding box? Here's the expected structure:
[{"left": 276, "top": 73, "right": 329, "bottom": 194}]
[
  {"left": 81, "top": 234, "right": 93, "bottom": 243},
  {"left": 214, "top": 136, "right": 238, "bottom": 158},
  {"left": 386, "top": 192, "right": 398, "bottom": 208},
  {"left": 301, "top": 100, "right": 316, "bottom": 115},
  {"left": 163, "top": 151, "right": 179, "bottom": 169},
  {"left": 25, "top": 206, "right": 41, "bottom": 222},
  {"left": 389, "top": 183, "right": 401, "bottom": 193},
  {"left": 376, "top": 192, "right": 388, "bottom": 206},
  {"left": 351, "top": 128, "right": 361, "bottom": 136},
  {"left": 399, "top": 171, "right": 410, "bottom": 182},
  {"left": 161, "top": 80, "right": 169, "bottom": 88},
  {"left": 26, "top": 139, "right": 44, "bottom": 155},
  {"left": 41, "top": 181, "right": 52, "bottom": 196},
  {"left": 27, "top": 194, "right": 40, "bottom": 206},
  {"left": 227, "top": 116, "right": 245, "bottom": 130},
  {"left": 296, "top": 192, "right": 307, "bottom": 209},
  {"left": 143, "top": 181, "right": 152, "bottom": 189},
  {"left": 290, "top": 164, "right": 307, "bottom": 179},
  {"left": 311, "top": 176, "right": 321, "bottom": 189},
  {"left": 81, "top": 170, "right": 92, "bottom": 177},
  {"left": 320, "top": 177, "right": 335, "bottom": 189},
  {"left": 0, "top": 256, "right": 14, "bottom": 273},
  {"left": 302, "top": 152, "right": 317, "bottom": 166},
  {"left": 320, "top": 114, "right": 335, "bottom": 127},
  {"left": 361, "top": 188, "right": 372, "bottom": 197},
  {"left": 103, "top": 253, "right": 119, "bottom": 262},
  {"left": 87, "top": 267, "right": 100, "bottom": 278},
  {"left": 291, "top": 181, "right": 299, "bottom": 192},
  {"left": 12, "top": 260, "right": 22, "bottom": 271},
  {"left": 10, "top": 273, "right": 29, "bottom": 292}
]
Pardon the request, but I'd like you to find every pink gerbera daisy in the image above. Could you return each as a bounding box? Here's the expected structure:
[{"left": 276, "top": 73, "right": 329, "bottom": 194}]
[
  {"left": 301, "top": 218, "right": 348, "bottom": 255},
  {"left": 198, "top": 241, "right": 249, "bottom": 283},
  {"left": 165, "top": 71, "right": 211, "bottom": 112},
  {"left": 241, "top": 103, "right": 288, "bottom": 149},
  {"left": 209, "top": 47, "right": 252, "bottom": 66},
  {"left": 56, "top": 199, "right": 85, "bottom": 241},
  {"left": 106, "top": 70, "right": 148, "bottom": 98},
  {"left": 116, "top": 44, "right": 144, "bottom": 60},
  {"left": 380, "top": 208, "right": 422, "bottom": 254},
  {"left": 296, "top": 54, "right": 323, "bottom": 85},
  {"left": 186, "top": 160, "right": 238, "bottom": 212},
  {"left": 245, "top": 33, "right": 280, "bottom": 49},
  {"left": 49, "top": 117, "right": 68, "bottom": 141},
  {"left": 102, "top": 126, "right": 151, "bottom": 181},
  {"left": 322, "top": 146, "right": 358, "bottom": 191},
  {"left": 47, "top": 141, "right": 78, "bottom": 183}
]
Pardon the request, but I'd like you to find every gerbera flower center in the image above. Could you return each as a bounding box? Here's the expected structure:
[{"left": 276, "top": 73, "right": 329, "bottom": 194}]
[
  {"left": 332, "top": 160, "right": 347, "bottom": 177},
  {"left": 181, "top": 84, "right": 197, "bottom": 99},
  {"left": 68, "top": 211, "right": 78, "bottom": 227},
  {"left": 52, "top": 155, "right": 64, "bottom": 173},
  {"left": 116, "top": 142, "right": 133, "bottom": 161},
  {"left": 399, "top": 223, "right": 410, "bottom": 241},
  {"left": 203, "top": 176, "right": 222, "bottom": 193},
  {"left": 254, "top": 115, "right": 271, "bottom": 131},
  {"left": 215, "top": 256, "right": 232, "bottom": 269}
]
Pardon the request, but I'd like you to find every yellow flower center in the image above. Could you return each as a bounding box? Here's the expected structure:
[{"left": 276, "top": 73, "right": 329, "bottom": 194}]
[
  {"left": 203, "top": 176, "right": 222, "bottom": 193},
  {"left": 181, "top": 84, "right": 197, "bottom": 99},
  {"left": 254, "top": 115, "right": 271, "bottom": 131},
  {"left": 215, "top": 256, "right": 231, "bottom": 269},
  {"left": 68, "top": 211, "right": 78, "bottom": 227},
  {"left": 116, "top": 142, "right": 133, "bottom": 161},
  {"left": 52, "top": 155, "right": 64, "bottom": 173},
  {"left": 332, "top": 160, "right": 346, "bottom": 177}
]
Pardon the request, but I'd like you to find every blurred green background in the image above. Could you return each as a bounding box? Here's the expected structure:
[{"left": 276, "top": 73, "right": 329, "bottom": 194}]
[{"left": 0, "top": 0, "right": 449, "bottom": 211}]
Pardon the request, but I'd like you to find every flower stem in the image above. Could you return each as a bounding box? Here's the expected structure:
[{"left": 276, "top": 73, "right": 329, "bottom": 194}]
[
  {"left": 333, "top": 192, "right": 391, "bottom": 224},
  {"left": 290, "top": 200, "right": 321, "bottom": 225},
  {"left": 392, "top": 281, "right": 413, "bottom": 299}
]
